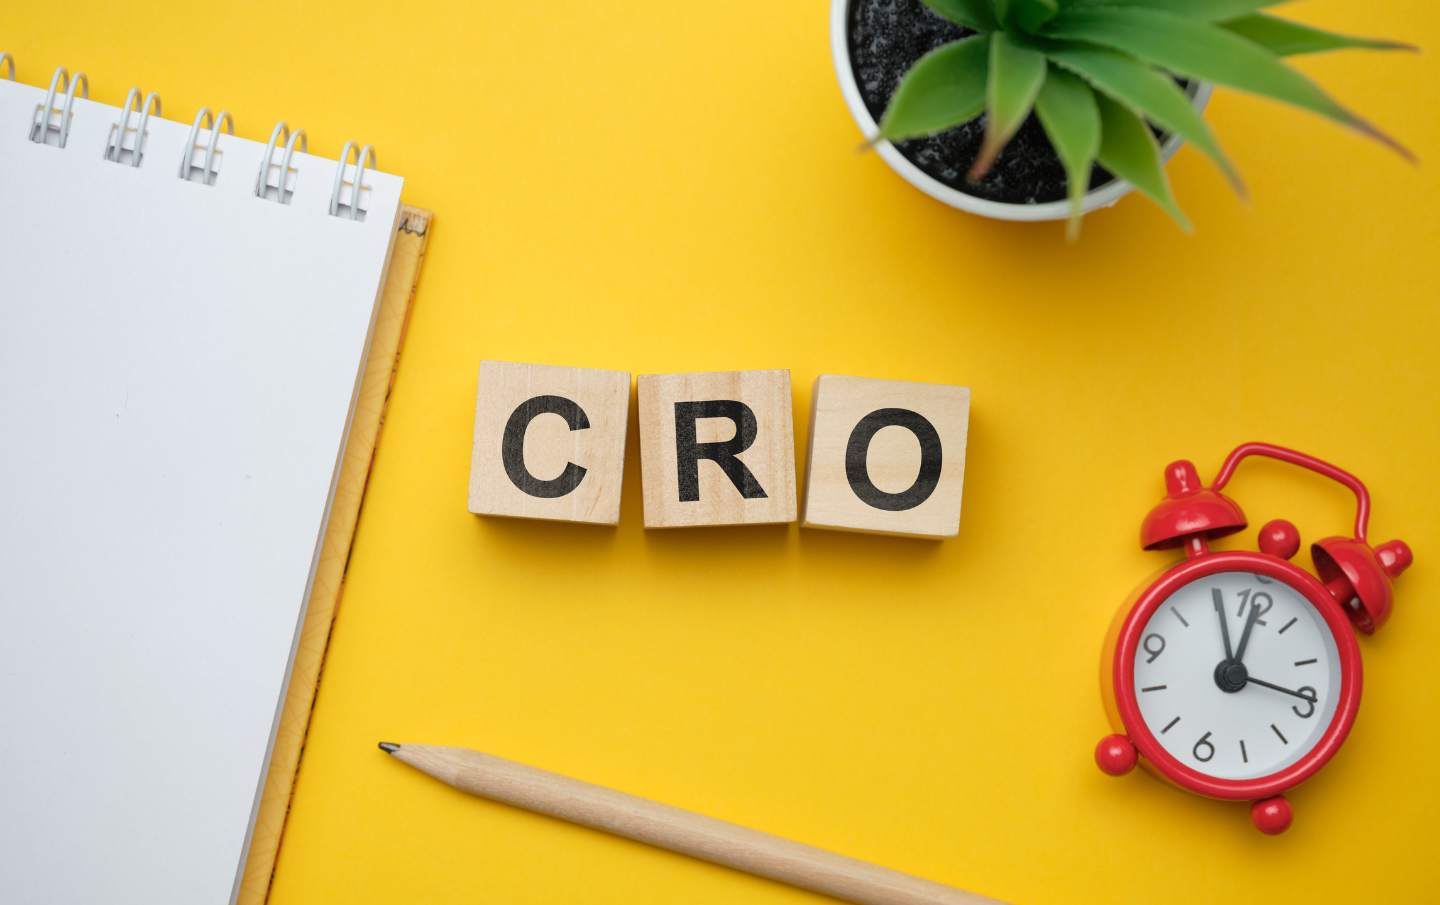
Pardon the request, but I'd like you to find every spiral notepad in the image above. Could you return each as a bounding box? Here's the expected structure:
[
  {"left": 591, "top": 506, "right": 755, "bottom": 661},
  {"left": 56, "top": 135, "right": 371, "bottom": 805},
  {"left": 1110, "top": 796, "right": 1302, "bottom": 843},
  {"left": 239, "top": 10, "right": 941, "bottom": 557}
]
[{"left": 0, "top": 59, "right": 407, "bottom": 905}]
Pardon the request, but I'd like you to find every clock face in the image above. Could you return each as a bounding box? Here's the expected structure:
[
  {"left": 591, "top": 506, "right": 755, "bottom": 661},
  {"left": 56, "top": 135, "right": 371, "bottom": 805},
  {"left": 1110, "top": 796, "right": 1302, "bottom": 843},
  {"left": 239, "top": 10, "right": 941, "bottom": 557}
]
[{"left": 1132, "top": 570, "right": 1343, "bottom": 781}]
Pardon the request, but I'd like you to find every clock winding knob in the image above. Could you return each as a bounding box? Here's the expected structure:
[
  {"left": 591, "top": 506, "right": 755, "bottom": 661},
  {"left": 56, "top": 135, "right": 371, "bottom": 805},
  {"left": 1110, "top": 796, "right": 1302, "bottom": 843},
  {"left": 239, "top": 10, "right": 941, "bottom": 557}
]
[{"left": 1258, "top": 519, "right": 1300, "bottom": 559}]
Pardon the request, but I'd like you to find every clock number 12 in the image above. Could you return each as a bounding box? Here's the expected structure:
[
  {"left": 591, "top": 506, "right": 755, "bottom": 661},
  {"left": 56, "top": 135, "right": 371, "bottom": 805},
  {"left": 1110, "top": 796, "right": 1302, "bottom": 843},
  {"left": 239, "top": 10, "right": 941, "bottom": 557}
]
[{"left": 1236, "top": 588, "right": 1273, "bottom": 625}]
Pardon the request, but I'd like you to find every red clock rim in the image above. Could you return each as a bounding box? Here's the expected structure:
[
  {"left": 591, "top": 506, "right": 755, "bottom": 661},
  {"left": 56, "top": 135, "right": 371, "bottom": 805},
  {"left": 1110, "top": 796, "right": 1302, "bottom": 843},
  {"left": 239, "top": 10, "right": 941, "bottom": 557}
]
[{"left": 1112, "top": 551, "right": 1363, "bottom": 801}]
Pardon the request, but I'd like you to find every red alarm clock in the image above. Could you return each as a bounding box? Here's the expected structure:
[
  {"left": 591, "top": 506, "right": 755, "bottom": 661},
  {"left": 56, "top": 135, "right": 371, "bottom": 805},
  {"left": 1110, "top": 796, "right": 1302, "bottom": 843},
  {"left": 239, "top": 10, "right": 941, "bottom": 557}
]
[{"left": 1094, "top": 442, "right": 1412, "bottom": 834}]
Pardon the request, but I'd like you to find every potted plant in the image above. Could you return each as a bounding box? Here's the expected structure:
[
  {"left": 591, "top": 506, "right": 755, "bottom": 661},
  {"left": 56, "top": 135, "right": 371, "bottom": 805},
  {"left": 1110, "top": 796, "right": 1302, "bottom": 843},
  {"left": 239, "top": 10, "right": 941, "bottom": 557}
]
[{"left": 831, "top": 0, "right": 1413, "bottom": 235}]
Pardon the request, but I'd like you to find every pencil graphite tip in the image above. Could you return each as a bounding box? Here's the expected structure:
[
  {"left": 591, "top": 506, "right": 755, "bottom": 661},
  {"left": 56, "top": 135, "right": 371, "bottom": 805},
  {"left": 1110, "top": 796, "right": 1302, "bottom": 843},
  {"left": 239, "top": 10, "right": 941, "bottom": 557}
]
[{"left": 378, "top": 741, "right": 400, "bottom": 754}]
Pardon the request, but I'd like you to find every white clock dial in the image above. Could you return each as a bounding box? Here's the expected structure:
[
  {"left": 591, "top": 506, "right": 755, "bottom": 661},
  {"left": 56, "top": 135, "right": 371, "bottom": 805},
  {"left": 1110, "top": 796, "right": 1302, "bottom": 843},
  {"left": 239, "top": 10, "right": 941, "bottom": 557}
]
[{"left": 1132, "top": 571, "right": 1343, "bottom": 780}]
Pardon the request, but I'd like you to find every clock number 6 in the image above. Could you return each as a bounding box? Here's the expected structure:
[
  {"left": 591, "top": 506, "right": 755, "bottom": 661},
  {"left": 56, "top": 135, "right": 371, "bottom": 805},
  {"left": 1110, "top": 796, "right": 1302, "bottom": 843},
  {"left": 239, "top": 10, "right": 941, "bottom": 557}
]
[
  {"left": 1292, "top": 686, "right": 1318, "bottom": 719},
  {"left": 1142, "top": 633, "right": 1165, "bottom": 663},
  {"left": 1193, "top": 731, "right": 1215, "bottom": 763}
]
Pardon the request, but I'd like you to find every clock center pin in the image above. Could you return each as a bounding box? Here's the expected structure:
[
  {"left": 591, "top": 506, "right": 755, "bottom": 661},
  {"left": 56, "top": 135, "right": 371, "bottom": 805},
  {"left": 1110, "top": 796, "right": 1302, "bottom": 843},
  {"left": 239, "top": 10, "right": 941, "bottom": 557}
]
[{"left": 1213, "top": 660, "right": 1249, "bottom": 693}]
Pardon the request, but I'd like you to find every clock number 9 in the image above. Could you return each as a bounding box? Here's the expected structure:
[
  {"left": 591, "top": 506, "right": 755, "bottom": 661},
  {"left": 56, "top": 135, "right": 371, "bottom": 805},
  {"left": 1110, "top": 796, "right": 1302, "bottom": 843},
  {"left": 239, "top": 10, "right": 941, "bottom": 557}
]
[
  {"left": 1193, "top": 731, "right": 1215, "bottom": 763},
  {"left": 1142, "top": 633, "right": 1165, "bottom": 663},
  {"left": 1292, "top": 686, "right": 1318, "bottom": 719}
]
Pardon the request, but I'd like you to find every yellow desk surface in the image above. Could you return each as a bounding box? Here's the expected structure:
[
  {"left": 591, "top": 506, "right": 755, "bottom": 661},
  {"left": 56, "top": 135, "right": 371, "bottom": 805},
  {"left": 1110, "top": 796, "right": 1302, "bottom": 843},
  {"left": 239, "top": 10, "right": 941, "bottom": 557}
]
[{"left": 6, "top": 2, "right": 1438, "bottom": 902}]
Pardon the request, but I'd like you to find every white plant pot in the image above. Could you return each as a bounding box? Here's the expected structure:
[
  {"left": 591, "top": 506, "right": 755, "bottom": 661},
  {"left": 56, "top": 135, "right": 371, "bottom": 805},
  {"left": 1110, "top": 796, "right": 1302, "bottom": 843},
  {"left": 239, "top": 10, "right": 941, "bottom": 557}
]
[{"left": 830, "top": 0, "right": 1212, "bottom": 221}]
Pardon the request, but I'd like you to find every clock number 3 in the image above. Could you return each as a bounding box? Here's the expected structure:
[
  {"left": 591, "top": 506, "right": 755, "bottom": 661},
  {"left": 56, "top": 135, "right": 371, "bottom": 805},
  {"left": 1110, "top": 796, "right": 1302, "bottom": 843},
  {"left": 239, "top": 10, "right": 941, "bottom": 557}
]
[
  {"left": 1142, "top": 633, "right": 1166, "bottom": 663},
  {"left": 1192, "top": 731, "right": 1215, "bottom": 763},
  {"left": 1292, "top": 686, "right": 1318, "bottom": 719}
]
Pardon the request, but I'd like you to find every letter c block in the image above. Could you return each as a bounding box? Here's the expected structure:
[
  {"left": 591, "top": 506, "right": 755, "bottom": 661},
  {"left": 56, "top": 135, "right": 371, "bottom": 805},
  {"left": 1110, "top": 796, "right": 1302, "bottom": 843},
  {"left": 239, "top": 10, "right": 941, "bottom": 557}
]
[
  {"left": 468, "top": 361, "right": 631, "bottom": 525},
  {"left": 802, "top": 375, "right": 970, "bottom": 538}
]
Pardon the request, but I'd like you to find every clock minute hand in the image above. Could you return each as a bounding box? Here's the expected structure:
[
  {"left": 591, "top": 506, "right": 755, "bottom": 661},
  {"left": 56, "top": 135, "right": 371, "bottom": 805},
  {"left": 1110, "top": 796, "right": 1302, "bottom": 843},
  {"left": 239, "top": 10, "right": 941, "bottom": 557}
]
[
  {"left": 1233, "top": 600, "right": 1261, "bottom": 663},
  {"left": 1246, "top": 676, "right": 1317, "bottom": 703},
  {"left": 1212, "top": 589, "right": 1234, "bottom": 660}
]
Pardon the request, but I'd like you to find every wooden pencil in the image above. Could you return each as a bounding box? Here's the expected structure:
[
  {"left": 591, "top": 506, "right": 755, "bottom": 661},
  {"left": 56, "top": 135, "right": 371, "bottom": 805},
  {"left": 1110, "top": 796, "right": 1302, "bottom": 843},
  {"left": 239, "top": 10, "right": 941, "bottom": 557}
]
[{"left": 379, "top": 742, "right": 1007, "bottom": 905}]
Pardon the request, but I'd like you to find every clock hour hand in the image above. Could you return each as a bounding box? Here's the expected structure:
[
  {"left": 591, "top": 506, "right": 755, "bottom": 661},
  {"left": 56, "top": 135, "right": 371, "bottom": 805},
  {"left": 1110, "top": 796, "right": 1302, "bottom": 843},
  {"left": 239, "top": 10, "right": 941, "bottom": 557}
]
[
  {"left": 1234, "top": 600, "right": 1262, "bottom": 663},
  {"left": 1246, "top": 676, "right": 1317, "bottom": 703},
  {"left": 1212, "top": 589, "right": 1234, "bottom": 660}
]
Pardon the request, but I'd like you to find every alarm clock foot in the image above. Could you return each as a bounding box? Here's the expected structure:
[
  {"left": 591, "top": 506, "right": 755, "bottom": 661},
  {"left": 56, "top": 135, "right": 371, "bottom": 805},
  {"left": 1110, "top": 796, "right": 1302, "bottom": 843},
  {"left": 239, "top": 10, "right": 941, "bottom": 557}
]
[
  {"left": 1094, "top": 734, "right": 1137, "bottom": 776},
  {"left": 1250, "top": 796, "right": 1293, "bottom": 835}
]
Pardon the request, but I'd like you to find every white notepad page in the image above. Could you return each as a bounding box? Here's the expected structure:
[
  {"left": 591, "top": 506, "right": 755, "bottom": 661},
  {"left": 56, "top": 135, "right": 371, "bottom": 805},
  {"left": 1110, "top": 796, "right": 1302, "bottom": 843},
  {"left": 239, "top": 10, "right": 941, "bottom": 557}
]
[{"left": 0, "top": 76, "right": 403, "bottom": 904}]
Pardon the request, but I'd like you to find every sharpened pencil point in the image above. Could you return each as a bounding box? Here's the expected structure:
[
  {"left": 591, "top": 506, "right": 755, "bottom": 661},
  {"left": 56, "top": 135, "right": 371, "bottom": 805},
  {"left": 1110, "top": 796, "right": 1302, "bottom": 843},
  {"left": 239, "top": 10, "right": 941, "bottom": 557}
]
[{"left": 378, "top": 741, "right": 400, "bottom": 754}]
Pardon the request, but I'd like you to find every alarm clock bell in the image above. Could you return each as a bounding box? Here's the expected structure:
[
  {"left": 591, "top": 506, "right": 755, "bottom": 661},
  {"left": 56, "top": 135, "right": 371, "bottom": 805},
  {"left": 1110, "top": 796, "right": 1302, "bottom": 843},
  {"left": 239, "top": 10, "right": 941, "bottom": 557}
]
[
  {"left": 1139, "top": 452, "right": 1411, "bottom": 632},
  {"left": 1139, "top": 459, "right": 1246, "bottom": 551},
  {"left": 1312, "top": 536, "right": 1412, "bottom": 634}
]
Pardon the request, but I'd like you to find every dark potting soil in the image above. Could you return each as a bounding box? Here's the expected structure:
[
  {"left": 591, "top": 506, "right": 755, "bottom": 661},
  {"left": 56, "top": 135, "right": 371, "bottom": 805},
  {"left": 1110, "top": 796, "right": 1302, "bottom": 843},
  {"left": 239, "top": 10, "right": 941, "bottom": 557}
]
[{"left": 848, "top": 0, "right": 1116, "bottom": 205}]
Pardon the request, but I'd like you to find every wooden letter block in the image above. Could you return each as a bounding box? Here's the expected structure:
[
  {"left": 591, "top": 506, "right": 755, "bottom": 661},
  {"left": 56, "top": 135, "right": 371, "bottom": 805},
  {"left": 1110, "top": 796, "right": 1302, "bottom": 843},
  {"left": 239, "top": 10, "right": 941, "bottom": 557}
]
[
  {"left": 637, "top": 370, "right": 797, "bottom": 528},
  {"left": 468, "top": 361, "right": 631, "bottom": 525},
  {"left": 802, "top": 375, "right": 970, "bottom": 538}
]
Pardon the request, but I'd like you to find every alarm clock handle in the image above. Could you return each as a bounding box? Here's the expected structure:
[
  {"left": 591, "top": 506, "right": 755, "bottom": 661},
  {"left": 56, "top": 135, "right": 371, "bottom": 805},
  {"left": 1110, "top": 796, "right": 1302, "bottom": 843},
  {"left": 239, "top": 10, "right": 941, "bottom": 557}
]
[{"left": 1211, "top": 442, "right": 1371, "bottom": 541}]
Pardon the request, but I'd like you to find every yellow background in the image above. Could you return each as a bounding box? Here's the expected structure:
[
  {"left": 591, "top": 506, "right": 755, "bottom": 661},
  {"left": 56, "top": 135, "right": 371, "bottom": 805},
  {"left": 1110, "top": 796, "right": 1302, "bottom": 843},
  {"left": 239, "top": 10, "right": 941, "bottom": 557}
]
[{"left": 4, "top": 2, "right": 1437, "bottom": 902}]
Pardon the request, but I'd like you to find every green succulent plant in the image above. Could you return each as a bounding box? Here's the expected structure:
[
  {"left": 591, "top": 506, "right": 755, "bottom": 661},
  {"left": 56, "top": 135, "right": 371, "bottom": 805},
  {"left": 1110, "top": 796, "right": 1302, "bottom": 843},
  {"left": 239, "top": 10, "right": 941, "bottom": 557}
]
[{"left": 875, "top": 0, "right": 1415, "bottom": 235}]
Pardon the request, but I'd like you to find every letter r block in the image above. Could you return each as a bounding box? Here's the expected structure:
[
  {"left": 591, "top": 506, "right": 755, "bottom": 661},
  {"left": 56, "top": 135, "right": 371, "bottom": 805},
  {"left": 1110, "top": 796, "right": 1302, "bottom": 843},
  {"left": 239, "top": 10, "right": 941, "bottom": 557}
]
[
  {"left": 468, "top": 361, "right": 631, "bottom": 525},
  {"left": 802, "top": 375, "right": 970, "bottom": 538},
  {"left": 637, "top": 370, "right": 797, "bottom": 528}
]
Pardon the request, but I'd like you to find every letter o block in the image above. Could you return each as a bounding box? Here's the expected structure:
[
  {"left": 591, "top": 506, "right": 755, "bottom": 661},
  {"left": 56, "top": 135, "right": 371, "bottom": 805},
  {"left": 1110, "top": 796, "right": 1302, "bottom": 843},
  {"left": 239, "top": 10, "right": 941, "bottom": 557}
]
[
  {"left": 638, "top": 370, "right": 797, "bottom": 528},
  {"left": 468, "top": 361, "right": 631, "bottom": 525},
  {"left": 802, "top": 375, "right": 970, "bottom": 538}
]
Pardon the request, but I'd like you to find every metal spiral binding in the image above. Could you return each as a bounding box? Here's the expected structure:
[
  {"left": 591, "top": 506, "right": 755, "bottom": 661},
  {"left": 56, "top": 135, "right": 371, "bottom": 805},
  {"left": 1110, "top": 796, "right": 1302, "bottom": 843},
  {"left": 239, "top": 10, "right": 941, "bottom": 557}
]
[
  {"left": 105, "top": 88, "right": 162, "bottom": 166},
  {"left": 254, "top": 121, "right": 307, "bottom": 204},
  {"left": 329, "top": 141, "right": 376, "bottom": 221},
  {"left": 179, "top": 108, "right": 234, "bottom": 185},
  {"left": 9, "top": 67, "right": 380, "bottom": 213},
  {"left": 30, "top": 66, "right": 89, "bottom": 148}
]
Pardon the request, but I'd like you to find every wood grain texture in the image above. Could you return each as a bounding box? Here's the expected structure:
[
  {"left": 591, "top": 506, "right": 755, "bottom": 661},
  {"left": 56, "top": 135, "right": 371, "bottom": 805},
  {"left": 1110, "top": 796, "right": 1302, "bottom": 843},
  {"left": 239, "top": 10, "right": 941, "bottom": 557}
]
[
  {"left": 389, "top": 745, "right": 1006, "bottom": 905},
  {"left": 238, "top": 206, "right": 432, "bottom": 905},
  {"left": 802, "top": 375, "right": 970, "bottom": 539},
  {"left": 468, "top": 361, "right": 631, "bottom": 525},
  {"left": 637, "top": 370, "right": 796, "bottom": 528}
]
